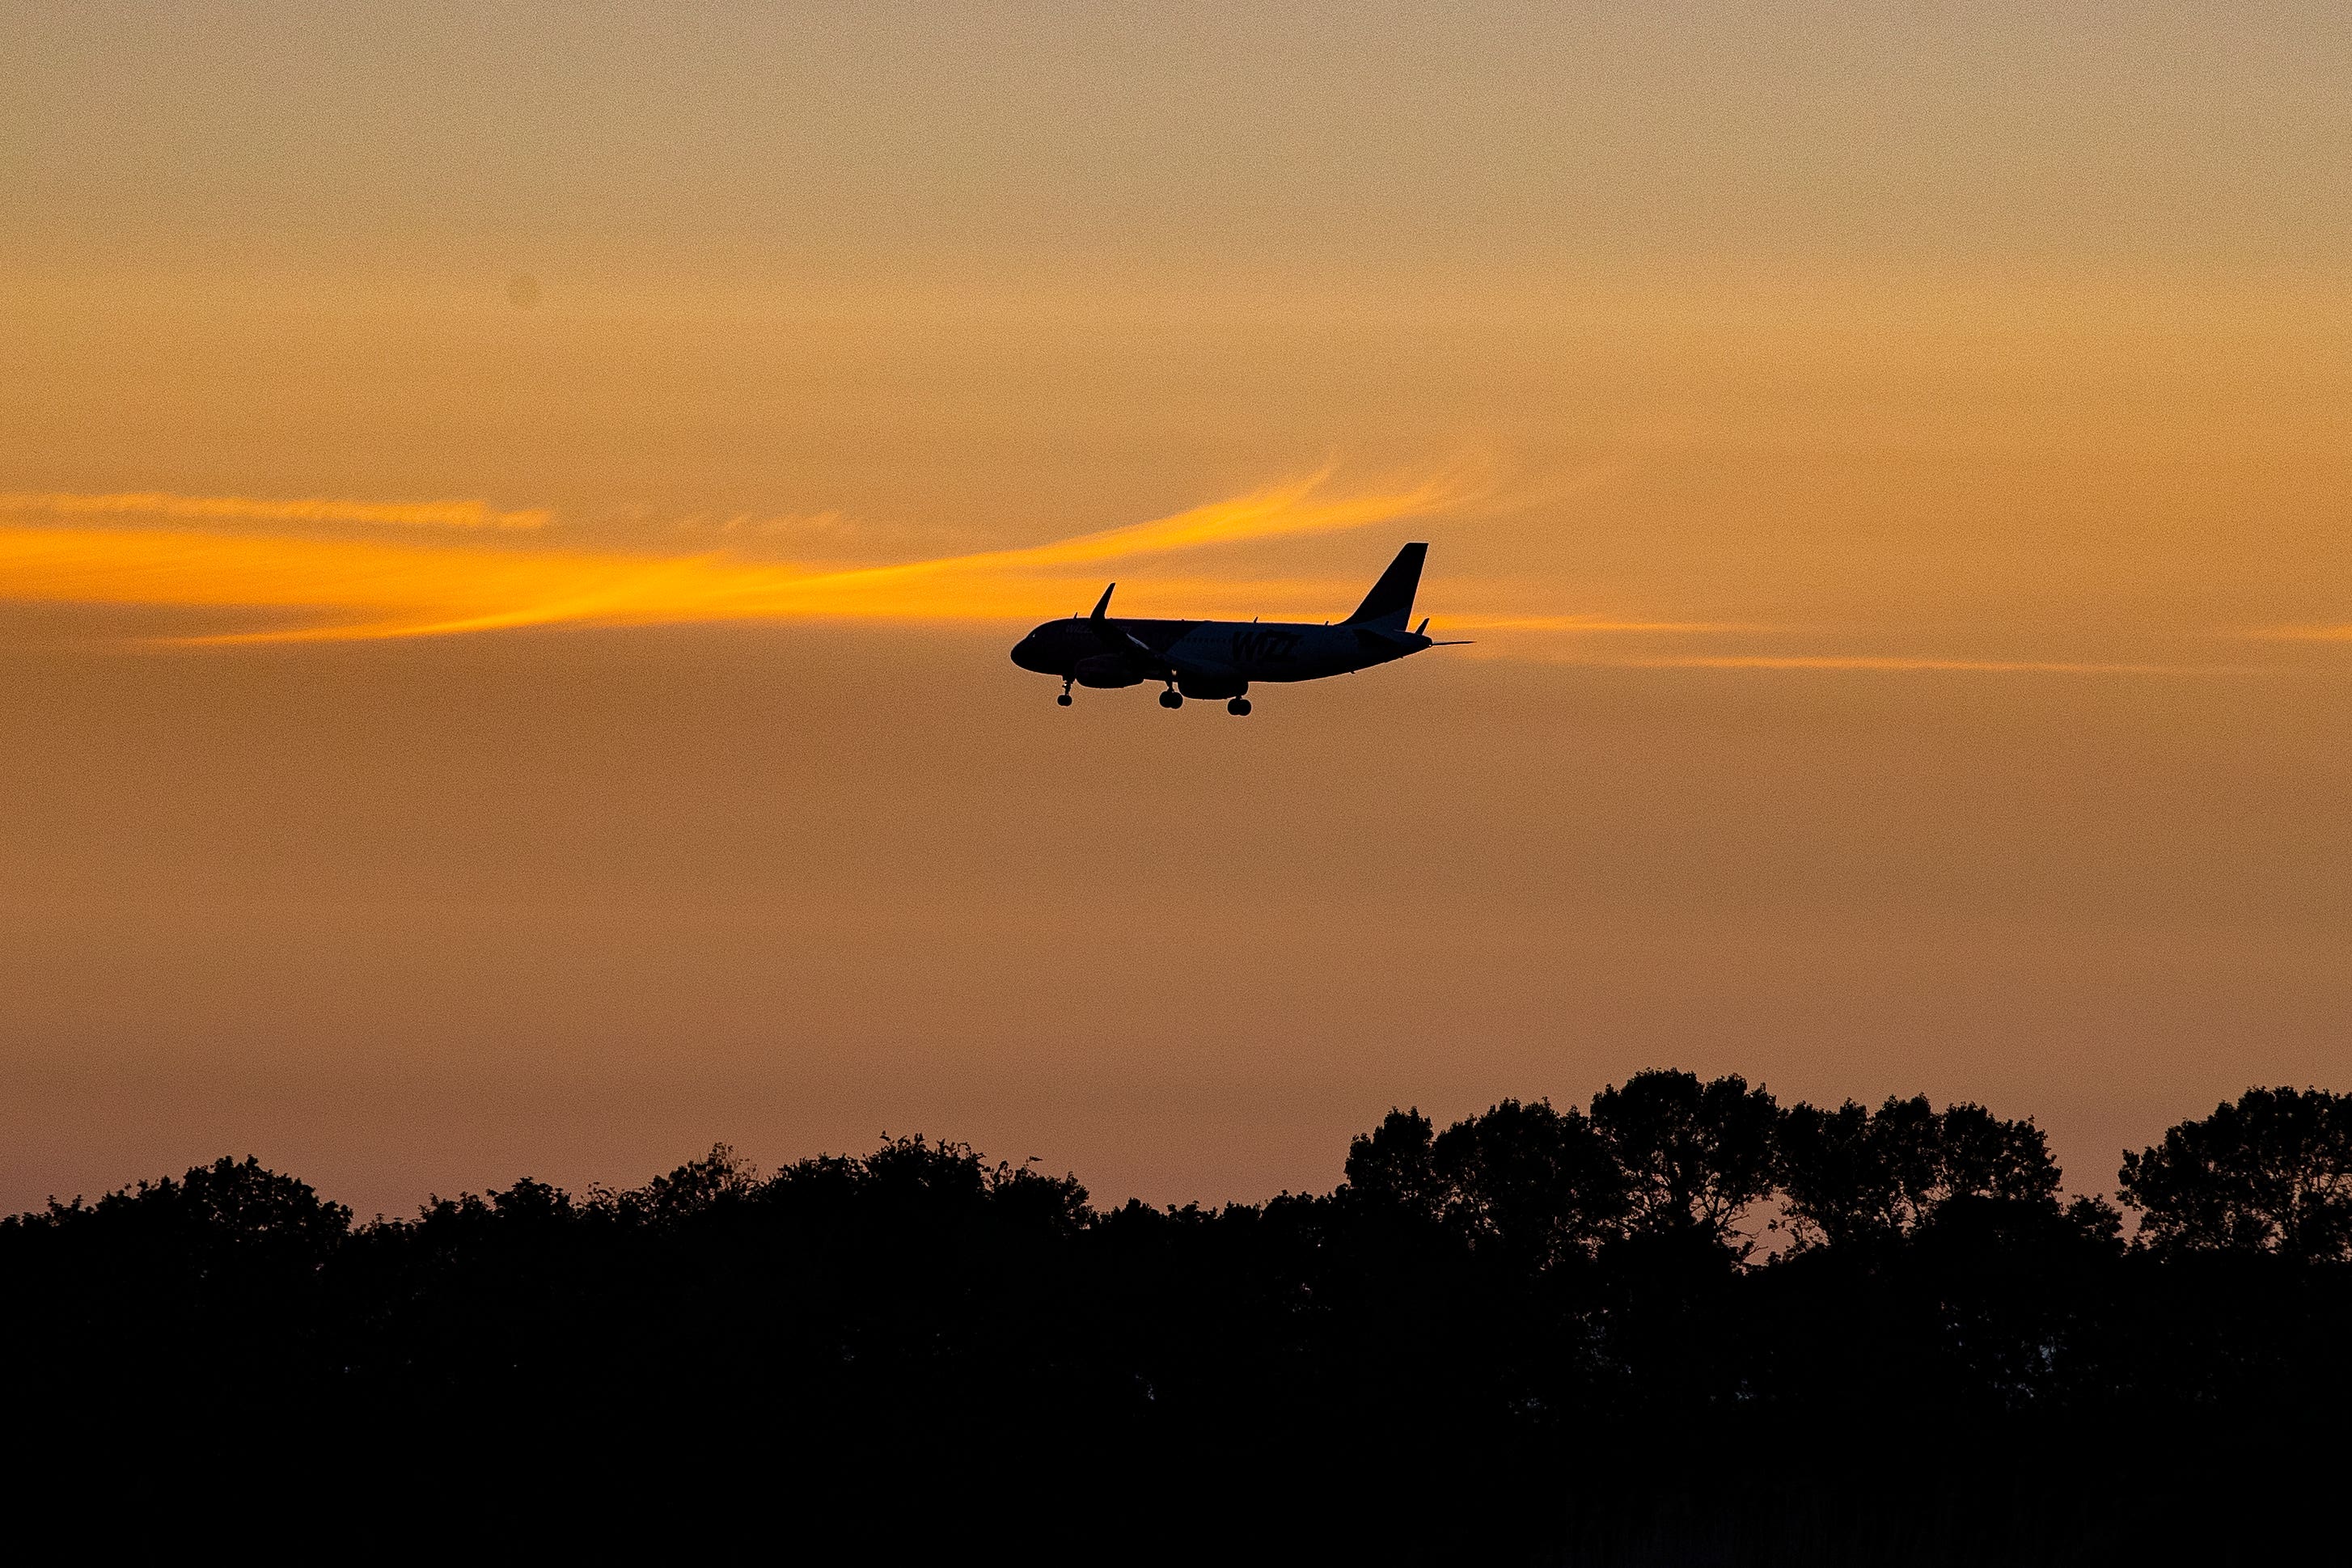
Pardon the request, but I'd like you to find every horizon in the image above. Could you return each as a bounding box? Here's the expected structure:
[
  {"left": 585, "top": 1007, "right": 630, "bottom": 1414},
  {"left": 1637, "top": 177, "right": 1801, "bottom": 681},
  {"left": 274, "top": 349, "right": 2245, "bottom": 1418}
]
[{"left": 13, "top": 1067, "right": 2306, "bottom": 1236}]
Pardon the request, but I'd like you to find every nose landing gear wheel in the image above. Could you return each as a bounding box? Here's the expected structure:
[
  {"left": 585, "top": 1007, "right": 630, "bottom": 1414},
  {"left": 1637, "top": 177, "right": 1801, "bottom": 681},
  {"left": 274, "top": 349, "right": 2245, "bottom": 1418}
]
[
  {"left": 1158, "top": 689, "right": 1183, "bottom": 710},
  {"left": 1227, "top": 697, "right": 1251, "bottom": 716},
  {"left": 1055, "top": 693, "right": 1072, "bottom": 707}
]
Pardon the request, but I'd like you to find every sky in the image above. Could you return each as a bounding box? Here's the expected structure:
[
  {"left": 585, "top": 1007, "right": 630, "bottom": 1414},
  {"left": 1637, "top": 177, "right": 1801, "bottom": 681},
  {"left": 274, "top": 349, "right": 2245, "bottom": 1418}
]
[{"left": 2, "top": 2, "right": 2347, "bottom": 1218}]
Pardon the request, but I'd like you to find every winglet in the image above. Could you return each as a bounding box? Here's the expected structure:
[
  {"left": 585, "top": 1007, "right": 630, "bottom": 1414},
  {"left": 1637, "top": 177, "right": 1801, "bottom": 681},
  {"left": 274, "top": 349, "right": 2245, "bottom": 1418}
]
[{"left": 1089, "top": 583, "right": 1115, "bottom": 620}]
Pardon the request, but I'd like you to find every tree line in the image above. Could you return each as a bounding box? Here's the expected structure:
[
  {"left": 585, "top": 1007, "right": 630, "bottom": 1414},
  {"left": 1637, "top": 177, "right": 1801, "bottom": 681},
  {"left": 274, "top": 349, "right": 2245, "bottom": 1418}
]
[{"left": 10, "top": 1074, "right": 2350, "bottom": 1561}]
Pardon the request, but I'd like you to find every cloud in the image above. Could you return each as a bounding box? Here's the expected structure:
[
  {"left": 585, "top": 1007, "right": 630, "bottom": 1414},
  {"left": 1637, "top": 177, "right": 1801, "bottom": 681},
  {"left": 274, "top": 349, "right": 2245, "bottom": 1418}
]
[
  {"left": 2247, "top": 623, "right": 2352, "bottom": 643},
  {"left": 757, "top": 462, "right": 1478, "bottom": 594},
  {"left": 0, "top": 491, "right": 551, "bottom": 530},
  {"left": 1, "top": 471, "right": 2303, "bottom": 678},
  {"left": 0, "top": 469, "right": 1471, "bottom": 644},
  {"left": 1505, "top": 652, "right": 2233, "bottom": 675},
  {"left": 1444, "top": 614, "right": 1772, "bottom": 635}
]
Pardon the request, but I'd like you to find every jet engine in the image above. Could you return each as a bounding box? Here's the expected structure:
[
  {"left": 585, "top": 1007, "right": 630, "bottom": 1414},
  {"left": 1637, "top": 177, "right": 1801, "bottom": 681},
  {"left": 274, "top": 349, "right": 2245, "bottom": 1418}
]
[{"left": 1073, "top": 656, "right": 1144, "bottom": 689}]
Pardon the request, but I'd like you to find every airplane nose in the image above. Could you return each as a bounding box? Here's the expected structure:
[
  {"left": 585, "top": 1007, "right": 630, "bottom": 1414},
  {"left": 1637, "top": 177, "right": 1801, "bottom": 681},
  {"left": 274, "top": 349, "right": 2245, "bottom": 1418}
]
[{"left": 1010, "top": 635, "right": 1043, "bottom": 671}]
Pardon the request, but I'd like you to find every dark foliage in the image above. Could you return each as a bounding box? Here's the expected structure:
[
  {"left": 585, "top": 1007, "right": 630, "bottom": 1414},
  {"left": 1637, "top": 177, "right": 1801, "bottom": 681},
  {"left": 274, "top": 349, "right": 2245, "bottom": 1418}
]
[
  {"left": 1778, "top": 1094, "right": 2063, "bottom": 1250},
  {"left": 2120, "top": 1086, "right": 2352, "bottom": 1261},
  {"left": 7, "top": 1080, "right": 2349, "bottom": 1560}
]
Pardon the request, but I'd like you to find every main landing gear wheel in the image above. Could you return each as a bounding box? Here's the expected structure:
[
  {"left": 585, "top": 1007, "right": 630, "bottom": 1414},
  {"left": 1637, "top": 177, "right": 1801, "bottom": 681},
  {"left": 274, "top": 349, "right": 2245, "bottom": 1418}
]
[
  {"left": 1227, "top": 697, "right": 1251, "bottom": 716},
  {"left": 1158, "top": 689, "right": 1183, "bottom": 710}
]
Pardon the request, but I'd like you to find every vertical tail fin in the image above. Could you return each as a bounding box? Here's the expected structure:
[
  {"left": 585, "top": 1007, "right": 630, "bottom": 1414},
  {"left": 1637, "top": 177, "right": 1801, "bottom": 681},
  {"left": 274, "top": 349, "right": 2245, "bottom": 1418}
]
[{"left": 1343, "top": 543, "right": 1427, "bottom": 628}]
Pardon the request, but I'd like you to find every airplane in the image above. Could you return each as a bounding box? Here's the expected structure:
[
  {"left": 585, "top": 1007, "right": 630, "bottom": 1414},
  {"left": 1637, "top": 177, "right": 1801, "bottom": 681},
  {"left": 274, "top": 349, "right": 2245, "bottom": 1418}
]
[{"left": 1009, "top": 542, "right": 1468, "bottom": 715}]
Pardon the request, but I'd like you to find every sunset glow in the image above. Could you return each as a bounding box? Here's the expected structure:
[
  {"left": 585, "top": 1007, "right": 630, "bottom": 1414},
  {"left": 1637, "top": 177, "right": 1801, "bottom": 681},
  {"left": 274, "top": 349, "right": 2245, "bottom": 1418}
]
[{"left": 3, "top": 0, "right": 2346, "bottom": 1231}]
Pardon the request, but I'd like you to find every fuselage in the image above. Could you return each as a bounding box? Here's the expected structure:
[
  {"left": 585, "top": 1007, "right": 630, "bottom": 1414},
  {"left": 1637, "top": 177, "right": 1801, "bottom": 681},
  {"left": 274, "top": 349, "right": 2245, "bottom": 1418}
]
[
  {"left": 1010, "top": 615, "right": 1431, "bottom": 695},
  {"left": 1009, "top": 542, "right": 1447, "bottom": 710}
]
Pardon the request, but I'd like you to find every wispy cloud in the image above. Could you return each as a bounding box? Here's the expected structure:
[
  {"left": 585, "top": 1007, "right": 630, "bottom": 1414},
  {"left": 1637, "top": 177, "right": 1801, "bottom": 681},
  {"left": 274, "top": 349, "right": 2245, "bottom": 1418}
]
[
  {"left": 2247, "top": 623, "right": 2352, "bottom": 643},
  {"left": 0, "top": 469, "right": 1474, "bottom": 644},
  {"left": 2, "top": 474, "right": 2314, "bottom": 679},
  {"left": 1509, "top": 652, "right": 2237, "bottom": 675},
  {"left": 768, "top": 463, "right": 1474, "bottom": 585},
  {"left": 1447, "top": 613, "right": 2291, "bottom": 676},
  {"left": 1445, "top": 614, "right": 1773, "bottom": 635},
  {"left": 0, "top": 490, "right": 551, "bottom": 530}
]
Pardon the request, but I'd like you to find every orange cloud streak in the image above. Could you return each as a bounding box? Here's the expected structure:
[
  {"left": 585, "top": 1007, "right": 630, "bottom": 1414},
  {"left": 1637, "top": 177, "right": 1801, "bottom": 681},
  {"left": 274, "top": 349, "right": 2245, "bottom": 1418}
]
[
  {"left": 1445, "top": 614, "right": 1772, "bottom": 635},
  {"left": 0, "top": 471, "right": 1472, "bottom": 643},
  {"left": 4, "top": 474, "right": 2308, "bottom": 677},
  {"left": 2249, "top": 623, "right": 2352, "bottom": 643},
  {"left": 0, "top": 490, "right": 551, "bottom": 530},
  {"left": 1508, "top": 652, "right": 2234, "bottom": 675}
]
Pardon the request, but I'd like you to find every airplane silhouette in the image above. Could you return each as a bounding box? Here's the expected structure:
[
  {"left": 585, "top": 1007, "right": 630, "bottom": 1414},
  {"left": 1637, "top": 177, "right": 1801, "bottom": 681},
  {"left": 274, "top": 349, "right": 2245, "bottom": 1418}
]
[{"left": 1009, "top": 542, "right": 1469, "bottom": 715}]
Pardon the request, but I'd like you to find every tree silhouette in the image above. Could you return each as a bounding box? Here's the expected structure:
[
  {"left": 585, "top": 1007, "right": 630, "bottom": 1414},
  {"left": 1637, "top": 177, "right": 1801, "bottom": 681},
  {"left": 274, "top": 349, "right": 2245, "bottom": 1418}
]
[
  {"left": 1341, "top": 1106, "right": 1442, "bottom": 1215},
  {"left": 1432, "top": 1097, "right": 1628, "bottom": 1266},
  {"left": 1779, "top": 1095, "right": 2062, "bottom": 1250},
  {"left": 617, "top": 1142, "right": 760, "bottom": 1223},
  {"left": 11, "top": 1078, "right": 2352, "bottom": 1561},
  {"left": 1588, "top": 1069, "right": 1779, "bottom": 1251},
  {"left": 2119, "top": 1086, "right": 2352, "bottom": 1260},
  {"left": 42, "top": 1152, "right": 353, "bottom": 1261}
]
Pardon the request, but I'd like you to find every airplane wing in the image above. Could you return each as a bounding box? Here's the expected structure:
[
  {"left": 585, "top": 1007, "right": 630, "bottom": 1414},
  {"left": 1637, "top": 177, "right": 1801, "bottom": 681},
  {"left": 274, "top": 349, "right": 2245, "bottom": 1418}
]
[
  {"left": 1085, "top": 583, "right": 1229, "bottom": 680},
  {"left": 1114, "top": 629, "right": 1178, "bottom": 675},
  {"left": 1088, "top": 585, "right": 1170, "bottom": 674},
  {"left": 1102, "top": 625, "right": 1240, "bottom": 681}
]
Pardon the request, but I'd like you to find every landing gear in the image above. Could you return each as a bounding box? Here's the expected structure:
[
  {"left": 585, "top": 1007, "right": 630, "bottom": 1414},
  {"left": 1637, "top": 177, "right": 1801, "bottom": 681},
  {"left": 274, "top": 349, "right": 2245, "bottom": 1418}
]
[
  {"left": 1227, "top": 697, "right": 1251, "bottom": 716},
  {"left": 1056, "top": 678, "right": 1072, "bottom": 707},
  {"left": 1158, "top": 689, "right": 1183, "bottom": 710}
]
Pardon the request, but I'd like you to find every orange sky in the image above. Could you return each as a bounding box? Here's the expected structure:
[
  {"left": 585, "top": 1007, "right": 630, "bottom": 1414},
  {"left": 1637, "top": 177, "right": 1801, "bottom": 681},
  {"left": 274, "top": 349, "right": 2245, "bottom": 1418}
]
[{"left": 2, "top": 2, "right": 2346, "bottom": 1216}]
